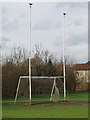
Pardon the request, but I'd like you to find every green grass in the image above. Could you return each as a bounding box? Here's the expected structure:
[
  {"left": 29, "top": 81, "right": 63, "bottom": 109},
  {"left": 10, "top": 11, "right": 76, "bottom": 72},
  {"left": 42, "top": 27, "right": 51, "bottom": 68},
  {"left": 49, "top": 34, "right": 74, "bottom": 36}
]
[
  {"left": 67, "top": 90, "right": 89, "bottom": 102},
  {"left": 3, "top": 104, "right": 88, "bottom": 118},
  {"left": 2, "top": 90, "right": 89, "bottom": 118}
]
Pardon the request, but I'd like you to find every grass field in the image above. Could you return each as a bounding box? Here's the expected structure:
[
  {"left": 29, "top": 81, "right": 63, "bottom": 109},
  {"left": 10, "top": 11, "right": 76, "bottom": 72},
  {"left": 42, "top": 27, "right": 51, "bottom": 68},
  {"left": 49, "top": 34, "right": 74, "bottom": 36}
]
[{"left": 2, "top": 91, "right": 89, "bottom": 118}]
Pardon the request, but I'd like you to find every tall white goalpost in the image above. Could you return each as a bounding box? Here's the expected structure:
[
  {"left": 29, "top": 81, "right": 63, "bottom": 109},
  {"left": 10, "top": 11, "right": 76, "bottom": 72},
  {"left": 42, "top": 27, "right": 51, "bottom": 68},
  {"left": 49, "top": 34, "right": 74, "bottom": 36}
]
[
  {"left": 28, "top": 3, "right": 32, "bottom": 105},
  {"left": 63, "top": 12, "right": 66, "bottom": 100},
  {"left": 14, "top": 3, "right": 67, "bottom": 105}
]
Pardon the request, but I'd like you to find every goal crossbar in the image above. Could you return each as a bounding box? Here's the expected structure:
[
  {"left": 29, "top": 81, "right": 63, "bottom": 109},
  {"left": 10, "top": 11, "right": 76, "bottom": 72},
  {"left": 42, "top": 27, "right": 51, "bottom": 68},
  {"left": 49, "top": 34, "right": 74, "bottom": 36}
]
[{"left": 20, "top": 76, "right": 64, "bottom": 79}]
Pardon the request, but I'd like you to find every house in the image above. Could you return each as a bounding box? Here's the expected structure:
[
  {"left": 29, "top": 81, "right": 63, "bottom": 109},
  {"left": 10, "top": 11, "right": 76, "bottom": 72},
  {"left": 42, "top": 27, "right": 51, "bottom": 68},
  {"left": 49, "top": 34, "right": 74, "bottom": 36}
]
[{"left": 74, "top": 61, "right": 90, "bottom": 90}]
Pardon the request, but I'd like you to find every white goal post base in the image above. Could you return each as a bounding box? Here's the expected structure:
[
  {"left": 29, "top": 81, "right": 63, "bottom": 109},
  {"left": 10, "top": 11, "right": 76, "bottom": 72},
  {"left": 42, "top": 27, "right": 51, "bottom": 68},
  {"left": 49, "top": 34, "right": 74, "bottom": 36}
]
[{"left": 14, "top": 76, "right": 64, "bottom": 104}]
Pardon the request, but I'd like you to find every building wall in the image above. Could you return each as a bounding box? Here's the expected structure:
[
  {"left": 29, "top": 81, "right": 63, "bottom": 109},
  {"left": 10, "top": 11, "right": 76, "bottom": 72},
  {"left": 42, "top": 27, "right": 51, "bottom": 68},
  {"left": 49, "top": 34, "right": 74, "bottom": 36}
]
[{"left": 75, "top": 70, "right": 90, "bottom": 90}]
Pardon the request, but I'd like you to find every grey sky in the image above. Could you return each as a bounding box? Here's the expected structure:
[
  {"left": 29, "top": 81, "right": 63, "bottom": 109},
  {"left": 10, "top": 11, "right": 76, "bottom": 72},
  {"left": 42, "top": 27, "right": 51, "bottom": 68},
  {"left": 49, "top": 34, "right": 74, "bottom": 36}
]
[{"left": 1, "top": 2, "right": 88, "bottom": 63}]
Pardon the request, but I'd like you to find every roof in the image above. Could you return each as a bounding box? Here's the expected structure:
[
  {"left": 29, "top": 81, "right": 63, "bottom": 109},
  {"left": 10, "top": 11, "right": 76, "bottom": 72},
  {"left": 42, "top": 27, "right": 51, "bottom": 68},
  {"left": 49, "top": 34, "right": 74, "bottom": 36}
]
[{"left": 74, "top": 61, "right": 90, "bottom": 71}]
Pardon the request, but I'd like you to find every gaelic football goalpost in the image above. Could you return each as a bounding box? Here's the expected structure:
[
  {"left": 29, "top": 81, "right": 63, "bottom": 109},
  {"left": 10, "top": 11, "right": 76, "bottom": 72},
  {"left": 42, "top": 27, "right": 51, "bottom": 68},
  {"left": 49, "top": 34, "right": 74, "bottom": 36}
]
[{"left": 14, "top": 3, "right": 67, "bottom": 105}]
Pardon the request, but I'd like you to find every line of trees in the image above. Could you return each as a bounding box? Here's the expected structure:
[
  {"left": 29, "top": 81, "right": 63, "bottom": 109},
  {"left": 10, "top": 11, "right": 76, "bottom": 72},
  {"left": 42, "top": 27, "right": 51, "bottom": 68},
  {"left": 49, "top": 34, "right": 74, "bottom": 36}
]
[{"left": 2, "top": 44, "right": 77, "bottom": 98}]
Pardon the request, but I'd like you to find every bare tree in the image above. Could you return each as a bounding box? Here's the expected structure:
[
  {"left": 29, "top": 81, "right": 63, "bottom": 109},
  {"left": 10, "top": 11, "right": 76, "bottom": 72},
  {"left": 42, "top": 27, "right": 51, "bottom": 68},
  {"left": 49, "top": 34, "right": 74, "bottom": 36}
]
[{"left": 4, "top": 46, "right": 28, "bottom": 65}]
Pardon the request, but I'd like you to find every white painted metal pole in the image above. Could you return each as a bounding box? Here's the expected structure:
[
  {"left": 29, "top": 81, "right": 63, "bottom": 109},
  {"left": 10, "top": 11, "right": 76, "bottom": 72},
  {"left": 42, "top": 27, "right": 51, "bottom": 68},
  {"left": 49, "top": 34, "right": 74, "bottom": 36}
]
[
  {"left": 29, "top": 3, "right": 33, "bottom": 105},
  {"left": 63, "top": 13, "right": 66, "bottom": 101},
  {"left": 14, "top": 77, "right": 21, "bottom": 103}
]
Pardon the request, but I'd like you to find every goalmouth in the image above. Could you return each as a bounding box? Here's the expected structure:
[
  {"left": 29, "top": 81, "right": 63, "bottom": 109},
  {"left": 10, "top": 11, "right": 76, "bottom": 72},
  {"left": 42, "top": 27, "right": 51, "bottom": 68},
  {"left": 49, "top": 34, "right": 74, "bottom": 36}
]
[{"left": 14, "top": 76, "right": 64, "bottom": 104}]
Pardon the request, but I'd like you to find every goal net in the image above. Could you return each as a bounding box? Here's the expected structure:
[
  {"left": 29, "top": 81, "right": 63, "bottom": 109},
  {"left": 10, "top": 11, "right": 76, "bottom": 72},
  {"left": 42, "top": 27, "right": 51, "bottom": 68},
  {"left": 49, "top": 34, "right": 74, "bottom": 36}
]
[{"left": 14, "top": 76, "right": 64, "bottom": 104}]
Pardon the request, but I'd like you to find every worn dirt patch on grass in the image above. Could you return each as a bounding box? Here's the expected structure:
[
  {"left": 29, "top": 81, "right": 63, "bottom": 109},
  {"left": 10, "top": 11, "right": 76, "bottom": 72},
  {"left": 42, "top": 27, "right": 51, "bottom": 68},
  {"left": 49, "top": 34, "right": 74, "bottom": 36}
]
[{"left": 32, "top": 101, "right": 90, "bottom": 106}]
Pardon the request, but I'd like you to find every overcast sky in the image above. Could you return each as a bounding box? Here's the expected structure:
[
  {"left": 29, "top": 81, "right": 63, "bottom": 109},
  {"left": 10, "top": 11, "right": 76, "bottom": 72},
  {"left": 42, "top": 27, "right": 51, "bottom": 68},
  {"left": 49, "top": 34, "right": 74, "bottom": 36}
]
[{"left": 1, "top": 2, "right": 88, "bottom": 63}]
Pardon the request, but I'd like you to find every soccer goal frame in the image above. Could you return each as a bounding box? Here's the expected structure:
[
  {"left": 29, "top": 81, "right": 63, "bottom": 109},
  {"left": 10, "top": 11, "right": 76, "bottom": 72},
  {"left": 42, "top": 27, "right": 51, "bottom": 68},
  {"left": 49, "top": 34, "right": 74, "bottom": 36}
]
[{"left": 14, "top": 76, "right": 64, "bottom": 104}]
